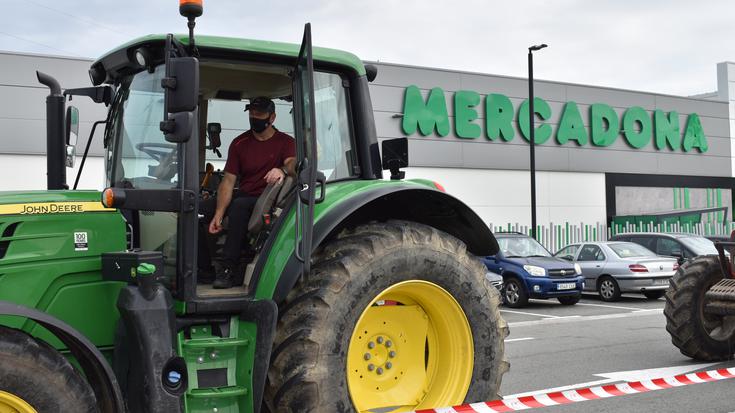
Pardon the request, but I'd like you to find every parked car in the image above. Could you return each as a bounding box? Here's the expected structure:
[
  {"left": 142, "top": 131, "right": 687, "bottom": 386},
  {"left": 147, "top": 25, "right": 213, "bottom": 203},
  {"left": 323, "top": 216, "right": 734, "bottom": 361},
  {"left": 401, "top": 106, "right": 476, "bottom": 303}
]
[
  {"left": 555, "top": 241, "right": 678, "bottom": 301},
  {"left": 609, "top": 232, "right": 718, "bottom": 262},
  {"left": 485, "top": 270, "right": 504, "bottom": 292},
  {"left": 482, "top": 233, "right": 584, "bottom": 307}
]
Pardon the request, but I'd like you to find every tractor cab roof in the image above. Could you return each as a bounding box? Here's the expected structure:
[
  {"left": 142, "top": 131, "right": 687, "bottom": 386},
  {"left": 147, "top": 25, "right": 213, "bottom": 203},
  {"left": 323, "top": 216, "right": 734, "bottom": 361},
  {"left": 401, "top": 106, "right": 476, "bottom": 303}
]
[{"left": 90, "top": 33, "right": 366, "bottom": 85}]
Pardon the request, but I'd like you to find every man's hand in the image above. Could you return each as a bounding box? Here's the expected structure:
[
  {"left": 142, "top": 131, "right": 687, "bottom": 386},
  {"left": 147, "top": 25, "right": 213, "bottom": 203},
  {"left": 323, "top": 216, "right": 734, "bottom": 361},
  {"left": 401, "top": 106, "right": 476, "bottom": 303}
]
[
  {"left": 264, "top": 167, "right": 285, "bottom": 185},
  {"left": 209, "top": 212, "right": 224, "bottom": 234}
]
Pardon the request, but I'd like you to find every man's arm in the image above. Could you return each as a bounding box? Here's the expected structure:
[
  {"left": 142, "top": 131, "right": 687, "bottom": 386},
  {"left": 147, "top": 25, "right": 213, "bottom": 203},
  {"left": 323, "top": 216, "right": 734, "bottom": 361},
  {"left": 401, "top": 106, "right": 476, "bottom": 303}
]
[
  {"left": 209, "top": 172, "right": 237, "bottom": 234},
  {"left": 283, "top": 157, "right": 296, "bottom": 176}
]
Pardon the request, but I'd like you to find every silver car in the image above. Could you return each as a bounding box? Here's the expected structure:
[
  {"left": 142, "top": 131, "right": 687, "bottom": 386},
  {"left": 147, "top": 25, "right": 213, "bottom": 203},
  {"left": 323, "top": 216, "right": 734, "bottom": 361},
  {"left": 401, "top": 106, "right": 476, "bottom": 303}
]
[{"left": 554, "top": 241, "right": 678, "bottom": 302}]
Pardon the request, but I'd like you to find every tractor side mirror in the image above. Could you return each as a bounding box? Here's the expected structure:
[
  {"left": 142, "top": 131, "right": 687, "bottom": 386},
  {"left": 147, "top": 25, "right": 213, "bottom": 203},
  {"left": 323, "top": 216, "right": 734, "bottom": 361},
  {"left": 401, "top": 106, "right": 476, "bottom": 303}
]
[
  {"left": 65, "top": 106, "right": 79, "bottom": 168},
  {"left": 381, "top": 137, "right": 408, "bottom": 180},
  {"left": 160, "top": 57, "right": 199, "bottom": 143},
  {"left": 164, "top": 57, "right": 199, "bottom": 113}
]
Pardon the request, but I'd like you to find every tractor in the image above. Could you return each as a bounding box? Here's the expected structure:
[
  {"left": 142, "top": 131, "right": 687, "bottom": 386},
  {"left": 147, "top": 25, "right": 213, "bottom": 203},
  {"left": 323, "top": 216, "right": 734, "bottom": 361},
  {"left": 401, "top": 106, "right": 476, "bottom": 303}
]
[
  {"left": 665, "top": 236, "right": 735, "bottom": 362},
  {"left": 0, "top": 2, "right": 508, "bottom": 412}
]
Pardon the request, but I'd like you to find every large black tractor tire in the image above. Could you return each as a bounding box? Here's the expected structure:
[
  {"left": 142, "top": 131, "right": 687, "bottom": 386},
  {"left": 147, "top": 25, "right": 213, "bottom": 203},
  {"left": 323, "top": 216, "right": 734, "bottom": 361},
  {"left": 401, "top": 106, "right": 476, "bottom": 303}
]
[
  {"left": 0, "top": 326, "right": 97, "bottom": 412},
  {"left": 665, "top": 256, "right": 735, "bottom": 361},
  {"left": 266, "top": 220, "right": 509, "bottom": 412}
]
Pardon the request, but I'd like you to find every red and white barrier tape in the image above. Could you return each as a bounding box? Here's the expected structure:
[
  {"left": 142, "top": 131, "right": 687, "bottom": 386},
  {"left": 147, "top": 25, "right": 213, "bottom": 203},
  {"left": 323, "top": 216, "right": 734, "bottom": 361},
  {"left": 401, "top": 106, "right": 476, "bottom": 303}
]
[{"left": 413, "top": 367, "right": 735, "bottom": 412}]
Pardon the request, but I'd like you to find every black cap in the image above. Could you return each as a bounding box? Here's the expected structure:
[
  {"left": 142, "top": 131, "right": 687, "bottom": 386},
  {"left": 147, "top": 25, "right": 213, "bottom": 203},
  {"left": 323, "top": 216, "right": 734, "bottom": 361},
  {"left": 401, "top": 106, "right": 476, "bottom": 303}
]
[{"left": 245, "top": 96, "right": 276, "bottom": 114}]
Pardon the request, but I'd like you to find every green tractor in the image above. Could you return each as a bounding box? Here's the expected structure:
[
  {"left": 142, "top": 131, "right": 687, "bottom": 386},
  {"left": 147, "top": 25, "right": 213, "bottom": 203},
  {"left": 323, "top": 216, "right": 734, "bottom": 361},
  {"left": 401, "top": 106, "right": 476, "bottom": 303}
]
[{"left": 0, "top": 3, "right": 507, "bottom": 412}]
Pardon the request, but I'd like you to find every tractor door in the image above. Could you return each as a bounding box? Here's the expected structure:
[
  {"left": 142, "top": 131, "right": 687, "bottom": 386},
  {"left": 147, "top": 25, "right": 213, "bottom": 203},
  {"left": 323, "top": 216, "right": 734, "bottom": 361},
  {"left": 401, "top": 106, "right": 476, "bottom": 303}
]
[{"left": 292, "top": 23, "right": 319, "bottom": 276}]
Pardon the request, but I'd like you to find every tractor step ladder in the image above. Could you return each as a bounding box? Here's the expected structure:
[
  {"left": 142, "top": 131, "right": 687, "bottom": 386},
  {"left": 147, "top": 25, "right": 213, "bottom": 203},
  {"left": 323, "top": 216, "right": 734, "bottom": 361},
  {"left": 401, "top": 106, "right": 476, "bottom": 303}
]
[{"left": 178, "top": 319, "right": 252, "bottom": 411}]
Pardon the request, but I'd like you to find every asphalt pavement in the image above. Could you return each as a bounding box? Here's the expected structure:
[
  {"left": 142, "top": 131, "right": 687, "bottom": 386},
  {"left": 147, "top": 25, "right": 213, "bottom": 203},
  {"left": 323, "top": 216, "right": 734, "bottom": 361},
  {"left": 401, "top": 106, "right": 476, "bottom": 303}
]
[{"left": 498, "top": 293, "right": 735, "bottom": 412}]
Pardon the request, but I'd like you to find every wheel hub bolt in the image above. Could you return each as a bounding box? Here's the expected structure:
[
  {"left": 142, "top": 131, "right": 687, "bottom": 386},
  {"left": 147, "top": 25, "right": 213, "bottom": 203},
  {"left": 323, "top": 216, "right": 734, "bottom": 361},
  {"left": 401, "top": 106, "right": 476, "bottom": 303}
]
[
  {"left": 377, "top": 336, "right": 384, "bottom": 344},
  {"left": 389, "top": 351, "right": 396, "bottom": 358},
  {"left": 368, "top": 341, "right": 375, "bottom": 349},
  {"left": 367, "top": 364, "right": 375, "bottom": 371},
  {"left": 377, "top": 367, "right": 384, "bottom": 375},
  {"left": 386, "top": 362, "right": 392, "bottom": 369},
  {"left": 385, "top": 340, "right": 392, "bottom": 348},
  {"left": 364, "top": 353, "right": 371, "bottom": 360}
]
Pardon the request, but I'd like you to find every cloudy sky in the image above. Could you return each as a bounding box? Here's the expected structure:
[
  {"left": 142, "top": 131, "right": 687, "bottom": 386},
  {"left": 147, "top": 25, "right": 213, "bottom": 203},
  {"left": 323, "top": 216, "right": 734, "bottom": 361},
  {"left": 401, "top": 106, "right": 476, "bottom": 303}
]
[{"left": 3, "top": 0, "right": 733, "bottom": 97}]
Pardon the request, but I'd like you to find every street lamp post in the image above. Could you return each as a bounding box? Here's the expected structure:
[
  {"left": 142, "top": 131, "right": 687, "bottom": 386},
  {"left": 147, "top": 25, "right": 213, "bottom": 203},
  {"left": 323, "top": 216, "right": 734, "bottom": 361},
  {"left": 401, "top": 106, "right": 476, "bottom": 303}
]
[{"left": 528, "top": 43, "right": 547, "bottom": 239}]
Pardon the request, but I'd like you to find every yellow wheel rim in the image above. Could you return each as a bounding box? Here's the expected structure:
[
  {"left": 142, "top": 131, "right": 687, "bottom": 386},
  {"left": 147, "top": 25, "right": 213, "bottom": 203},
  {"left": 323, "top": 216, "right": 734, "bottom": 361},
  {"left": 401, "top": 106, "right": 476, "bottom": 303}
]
[
  {"left": 0, "top": 391, "right": 36, "bottom": 413},
  {"left": 347, "top": 280, "right": 473, "bottom": 412}
]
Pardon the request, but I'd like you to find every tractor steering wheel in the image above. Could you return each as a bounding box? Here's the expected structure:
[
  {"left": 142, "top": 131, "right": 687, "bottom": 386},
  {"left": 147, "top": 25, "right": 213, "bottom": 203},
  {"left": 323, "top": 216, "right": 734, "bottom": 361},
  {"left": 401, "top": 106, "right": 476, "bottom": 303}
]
[
  {"left": 135, "top": 142, "right": 177, "bottom": 162},
  {"left": 135, "top": 142, "right": 178, "bottom": 181}
]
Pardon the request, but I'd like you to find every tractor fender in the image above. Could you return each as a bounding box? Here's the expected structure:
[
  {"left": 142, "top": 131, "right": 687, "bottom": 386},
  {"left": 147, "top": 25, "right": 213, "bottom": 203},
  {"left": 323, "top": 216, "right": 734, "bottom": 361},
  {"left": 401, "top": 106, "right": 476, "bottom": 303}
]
[
  {"left": 271, "top": 184, "right": 498, "bottom": 303},
  {"left": 0, "top": 301, "right": 125, "bottom": 413}
]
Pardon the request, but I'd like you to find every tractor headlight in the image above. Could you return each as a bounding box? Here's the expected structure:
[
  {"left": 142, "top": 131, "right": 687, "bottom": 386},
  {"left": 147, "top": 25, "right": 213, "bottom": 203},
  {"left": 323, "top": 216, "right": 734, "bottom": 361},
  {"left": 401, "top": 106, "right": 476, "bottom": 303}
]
[
  {"left": 574, "top": 263, "right": 582, "bottom": 275},
  {"left": 523, "top": 265, "right": 546, "bottom": 277}
]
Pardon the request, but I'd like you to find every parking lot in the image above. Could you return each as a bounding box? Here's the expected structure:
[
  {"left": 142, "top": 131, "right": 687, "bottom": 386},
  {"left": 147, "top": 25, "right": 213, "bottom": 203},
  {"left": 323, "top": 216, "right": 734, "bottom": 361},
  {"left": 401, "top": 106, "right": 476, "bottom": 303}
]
[{"left": 499, "top": 293, "right": 735, "bottom": 412}]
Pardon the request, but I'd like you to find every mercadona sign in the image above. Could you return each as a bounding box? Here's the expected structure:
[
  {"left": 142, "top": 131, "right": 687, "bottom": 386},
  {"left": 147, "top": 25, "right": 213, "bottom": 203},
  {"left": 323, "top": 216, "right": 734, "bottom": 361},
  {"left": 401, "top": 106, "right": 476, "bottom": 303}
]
[{"left": 400, "top": 86, "right": 708, "bottom": 153}]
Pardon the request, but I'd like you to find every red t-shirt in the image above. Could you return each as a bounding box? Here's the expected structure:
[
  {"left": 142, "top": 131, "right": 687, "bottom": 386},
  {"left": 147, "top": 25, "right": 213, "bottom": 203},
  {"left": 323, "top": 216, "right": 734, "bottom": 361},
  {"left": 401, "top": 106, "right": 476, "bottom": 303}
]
[{"left": 224, "top": 129, "right": 296, "bottom": 196}]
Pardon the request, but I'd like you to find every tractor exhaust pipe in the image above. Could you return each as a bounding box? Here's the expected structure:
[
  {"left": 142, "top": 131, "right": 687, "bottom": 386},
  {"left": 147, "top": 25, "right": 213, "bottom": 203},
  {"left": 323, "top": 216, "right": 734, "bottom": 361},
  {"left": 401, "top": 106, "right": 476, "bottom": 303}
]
[{"left": 36, "top": 71, "right": 66, "bottom": 190}]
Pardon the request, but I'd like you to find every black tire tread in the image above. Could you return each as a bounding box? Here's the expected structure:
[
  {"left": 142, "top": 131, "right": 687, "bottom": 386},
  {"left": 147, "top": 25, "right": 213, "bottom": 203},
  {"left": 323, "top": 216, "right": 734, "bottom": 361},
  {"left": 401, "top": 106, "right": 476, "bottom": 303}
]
[
  {"left": 664, "top": 255, "right": 735, "bottom": 361},
  {"left": 266, "top": 220, "right": 509, "bottom": 412},
  {"left": 0, "top": 325, "right": 97, "bottom": 412}
]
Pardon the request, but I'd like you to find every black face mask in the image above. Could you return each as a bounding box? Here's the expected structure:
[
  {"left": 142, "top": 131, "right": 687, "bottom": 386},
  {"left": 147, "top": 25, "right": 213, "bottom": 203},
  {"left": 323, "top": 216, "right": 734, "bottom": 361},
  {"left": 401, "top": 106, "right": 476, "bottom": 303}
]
[{"left": 249, "top": 116, "right": 271, "bottom": 133}]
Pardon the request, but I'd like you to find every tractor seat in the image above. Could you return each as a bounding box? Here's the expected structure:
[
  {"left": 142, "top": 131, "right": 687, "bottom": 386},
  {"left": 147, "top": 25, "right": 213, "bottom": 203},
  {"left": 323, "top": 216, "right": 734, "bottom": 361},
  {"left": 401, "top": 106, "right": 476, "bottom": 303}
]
[{"left": 247, "top": 176, "right": 295, "bottom": 234}]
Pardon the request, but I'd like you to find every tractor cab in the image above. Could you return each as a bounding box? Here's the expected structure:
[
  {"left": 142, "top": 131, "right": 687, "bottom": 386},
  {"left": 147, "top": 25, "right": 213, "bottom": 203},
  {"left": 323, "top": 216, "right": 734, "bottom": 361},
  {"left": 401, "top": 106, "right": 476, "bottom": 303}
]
[{"left": 90, "top": 23, "right": 381, "bottom": 307}]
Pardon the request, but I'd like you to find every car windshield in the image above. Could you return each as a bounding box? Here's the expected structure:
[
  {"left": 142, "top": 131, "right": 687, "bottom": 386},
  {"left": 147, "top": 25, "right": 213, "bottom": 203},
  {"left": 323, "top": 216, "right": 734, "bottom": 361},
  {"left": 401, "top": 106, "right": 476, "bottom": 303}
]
[
  {"left": 680, "top": 236, "right": 719, "bottom": 255},
  {"left": 498, "top": 236, "right": 551, "bottom": 258},
  {"left": 609, "top": 242, "right": 656, "bottom": 258}
]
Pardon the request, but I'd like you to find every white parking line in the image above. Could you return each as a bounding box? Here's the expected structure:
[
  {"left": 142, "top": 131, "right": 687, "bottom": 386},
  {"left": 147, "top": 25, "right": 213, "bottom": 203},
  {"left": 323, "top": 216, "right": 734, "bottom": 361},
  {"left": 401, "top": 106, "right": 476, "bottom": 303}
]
[
  {"left": 505, "top": 337, "right": 535, "bottom": 342},
  {"left": 509, "top": 308, "right": 663, "bottom": 327},
  {"left": 500, "top": 309, "right": 563, "bottom": 318},
  {"left": 575, "top": 302, "right": 649, "bottom": 311}
]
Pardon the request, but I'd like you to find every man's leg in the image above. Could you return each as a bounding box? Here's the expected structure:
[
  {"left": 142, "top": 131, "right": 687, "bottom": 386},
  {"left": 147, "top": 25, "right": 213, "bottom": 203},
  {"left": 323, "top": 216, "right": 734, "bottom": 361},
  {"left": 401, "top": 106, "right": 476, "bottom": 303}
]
[
  {"left": 214, "top": 195, "right": 258, "bottom": 289},
  {"left": 197, "top": 196, "right": 218, "bottom": 283}
]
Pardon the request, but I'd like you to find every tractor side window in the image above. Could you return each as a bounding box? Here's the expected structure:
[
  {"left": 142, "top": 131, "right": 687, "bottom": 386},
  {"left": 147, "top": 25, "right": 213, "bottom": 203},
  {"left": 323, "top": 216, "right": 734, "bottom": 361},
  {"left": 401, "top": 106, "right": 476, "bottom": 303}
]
[{"left": 313, "top": 71, "right": 356, "bottom": 181}]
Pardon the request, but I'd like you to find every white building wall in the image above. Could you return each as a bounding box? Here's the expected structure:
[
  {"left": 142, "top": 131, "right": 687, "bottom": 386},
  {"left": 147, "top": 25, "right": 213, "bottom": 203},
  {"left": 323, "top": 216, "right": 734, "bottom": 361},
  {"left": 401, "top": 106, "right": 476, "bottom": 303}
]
[
  {"left": 403, "top": 167, "right": 607, "bottom": 227},
  {"left": 717, "top": 62, "right": 735, "bottom": 177},
  {"left": 0, "top": 154, "right": 105, "bottom": 191}
]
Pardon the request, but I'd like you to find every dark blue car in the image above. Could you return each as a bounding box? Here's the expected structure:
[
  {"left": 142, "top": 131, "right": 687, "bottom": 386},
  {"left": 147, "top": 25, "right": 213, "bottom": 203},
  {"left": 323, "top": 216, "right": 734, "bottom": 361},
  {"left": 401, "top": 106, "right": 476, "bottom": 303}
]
[{"left": 483, "top": 233, "right": 584, "bottom": 307}]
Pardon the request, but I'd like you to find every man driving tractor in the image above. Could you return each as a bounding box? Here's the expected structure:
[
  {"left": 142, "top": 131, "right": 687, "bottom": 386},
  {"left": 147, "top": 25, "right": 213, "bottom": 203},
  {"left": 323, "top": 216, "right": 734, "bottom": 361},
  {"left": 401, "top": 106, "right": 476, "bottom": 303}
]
[{"left": 200, "top": 96, "right": 296, "bottom": 289}]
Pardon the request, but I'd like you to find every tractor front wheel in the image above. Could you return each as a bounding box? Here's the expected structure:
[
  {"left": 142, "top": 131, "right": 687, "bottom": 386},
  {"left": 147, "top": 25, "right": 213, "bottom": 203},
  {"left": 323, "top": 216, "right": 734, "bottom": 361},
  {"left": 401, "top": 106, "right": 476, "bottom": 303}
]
[
  {"left": 665, "top": 256, "right": 735, "bottom": 361},
  {"left": 0, "top": 326, "right": 97, "bottom": 412},
  {"left": 266, "top": 221, "right": 509, "bottom": 412}
]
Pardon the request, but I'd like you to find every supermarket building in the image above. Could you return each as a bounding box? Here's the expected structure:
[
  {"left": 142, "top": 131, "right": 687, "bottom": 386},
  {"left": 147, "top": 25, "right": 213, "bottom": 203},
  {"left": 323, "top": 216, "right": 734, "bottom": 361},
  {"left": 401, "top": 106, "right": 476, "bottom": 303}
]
[{"left": 2, "top": 50, "right": 735, "bottom": 233}]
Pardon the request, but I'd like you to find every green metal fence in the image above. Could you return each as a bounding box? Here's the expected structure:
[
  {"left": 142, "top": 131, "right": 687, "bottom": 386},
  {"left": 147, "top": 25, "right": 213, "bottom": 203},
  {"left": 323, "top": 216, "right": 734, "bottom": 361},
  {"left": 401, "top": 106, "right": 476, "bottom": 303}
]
[{"left": 488, "top": 221, "right": 735, "bottom": 254}]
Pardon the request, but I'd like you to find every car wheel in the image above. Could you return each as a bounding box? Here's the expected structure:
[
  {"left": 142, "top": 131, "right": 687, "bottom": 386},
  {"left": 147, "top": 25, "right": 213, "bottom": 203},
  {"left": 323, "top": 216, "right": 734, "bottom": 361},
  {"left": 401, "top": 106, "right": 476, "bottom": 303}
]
[
  {"left": 503, "top": 278, "right": 528, "bottom": 308},
  {"left": 598, "top": 276, "right": 621, "bottom": 302}
]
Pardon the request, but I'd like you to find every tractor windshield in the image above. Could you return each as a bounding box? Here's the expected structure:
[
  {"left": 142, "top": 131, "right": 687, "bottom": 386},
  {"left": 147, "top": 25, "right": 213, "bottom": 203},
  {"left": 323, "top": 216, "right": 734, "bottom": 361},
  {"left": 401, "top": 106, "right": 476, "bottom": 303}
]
[{"left": 108, "top": 65, "right": 177, "bottom": 190}]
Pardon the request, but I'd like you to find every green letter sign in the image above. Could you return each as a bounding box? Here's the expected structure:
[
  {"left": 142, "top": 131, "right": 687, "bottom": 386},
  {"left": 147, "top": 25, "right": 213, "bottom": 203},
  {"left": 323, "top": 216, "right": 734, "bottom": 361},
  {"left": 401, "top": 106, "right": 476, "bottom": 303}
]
[
  {"left": 654, "top": 110, "right": 680, "bottom": 150},
  {"left": 486, "top": 93, "right": 514, "bottom": 141},
  {"left": 590, "top": 103, "right": 618, "bottom": 147},
  {"left": 682, "top": 113, "right": 708, "bottom": 152},
  {"left": 518, "top": 97, "right": 552, "bottom": 144},
  {"left": 622, "top": 106, "right": 651, "bottom": 149},
  {"left": 401, "top": 85, "right": 450, "bottom": 136},
  {"left": 454, "top": 90, "right": 481, "bottom": 139},
  {"left": 399, "top": 86, "right": 707, "bottom": 154},
  {"left": 557, "top": 102, "right": 588, "bottom": 146}
]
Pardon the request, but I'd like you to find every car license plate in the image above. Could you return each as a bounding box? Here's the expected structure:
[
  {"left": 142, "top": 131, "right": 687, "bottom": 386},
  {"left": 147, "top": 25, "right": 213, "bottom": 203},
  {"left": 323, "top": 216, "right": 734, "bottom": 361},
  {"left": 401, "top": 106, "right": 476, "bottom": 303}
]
[
  {"left": 557, "top": 282, "right": 576, "bottom": 290},
  {"left": 654, "top": 278, "right": 669, "bottom": 285}
]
